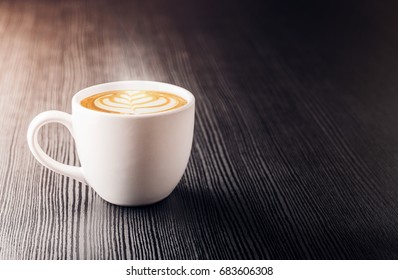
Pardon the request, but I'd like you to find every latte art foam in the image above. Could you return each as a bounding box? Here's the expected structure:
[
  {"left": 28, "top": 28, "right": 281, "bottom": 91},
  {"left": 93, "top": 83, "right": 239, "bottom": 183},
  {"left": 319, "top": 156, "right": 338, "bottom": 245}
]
[{"left": 80, "top": 90, "right": 188, "bottom": 115}]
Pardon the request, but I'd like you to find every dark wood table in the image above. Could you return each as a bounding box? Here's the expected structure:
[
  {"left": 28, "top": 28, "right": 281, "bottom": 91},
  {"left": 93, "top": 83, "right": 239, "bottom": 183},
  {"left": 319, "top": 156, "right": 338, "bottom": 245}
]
[{"left": 1, "top": 0, "right": 398, "bottom": 259}]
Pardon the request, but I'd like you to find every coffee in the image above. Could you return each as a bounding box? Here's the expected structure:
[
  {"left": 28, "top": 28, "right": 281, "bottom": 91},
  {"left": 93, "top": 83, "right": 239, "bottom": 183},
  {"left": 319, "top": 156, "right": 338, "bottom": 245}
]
[
  {"left": 80, "top": 90, "right": 187, "bottom": 115},
  {"left": 28, "top": 81, "right": 195, "bottom": 205}
]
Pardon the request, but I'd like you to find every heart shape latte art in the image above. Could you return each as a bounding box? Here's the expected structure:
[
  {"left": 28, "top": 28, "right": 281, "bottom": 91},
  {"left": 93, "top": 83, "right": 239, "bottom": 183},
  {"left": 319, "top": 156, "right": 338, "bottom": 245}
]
[{"left": 81, "top": 90, "right": 187, "bottom": 114}]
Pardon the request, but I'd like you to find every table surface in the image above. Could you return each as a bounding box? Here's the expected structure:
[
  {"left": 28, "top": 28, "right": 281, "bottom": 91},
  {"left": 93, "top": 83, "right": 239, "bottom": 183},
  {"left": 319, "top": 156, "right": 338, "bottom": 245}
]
[{"left": 1, "top": 0, "right": 398, "bottom": 260}]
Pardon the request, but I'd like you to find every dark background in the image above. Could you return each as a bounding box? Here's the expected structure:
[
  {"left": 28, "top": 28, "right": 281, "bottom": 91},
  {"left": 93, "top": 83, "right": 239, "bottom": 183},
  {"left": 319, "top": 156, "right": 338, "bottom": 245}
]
[{"left": 0, "top": 0, "right": 398, "bottom": 259}]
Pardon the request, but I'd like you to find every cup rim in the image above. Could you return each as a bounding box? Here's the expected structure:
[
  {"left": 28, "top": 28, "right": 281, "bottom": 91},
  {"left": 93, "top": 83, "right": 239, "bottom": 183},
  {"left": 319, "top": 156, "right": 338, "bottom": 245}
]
[{"left": 72, "top": 80, "right": 195, "bottom": 118}]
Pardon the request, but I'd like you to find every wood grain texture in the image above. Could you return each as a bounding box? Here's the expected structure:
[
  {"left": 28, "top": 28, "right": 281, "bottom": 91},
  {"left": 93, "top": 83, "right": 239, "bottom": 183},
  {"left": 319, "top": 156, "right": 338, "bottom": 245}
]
[{"left": 1, "top": 0, "right": 398, "bottom": 259}]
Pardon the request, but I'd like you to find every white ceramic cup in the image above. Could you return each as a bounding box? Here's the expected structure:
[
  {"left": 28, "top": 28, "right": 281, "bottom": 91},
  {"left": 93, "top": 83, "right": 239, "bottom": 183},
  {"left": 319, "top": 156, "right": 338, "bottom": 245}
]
[{"left": 27, "top": 81, "right": 195, "bottom": 206}]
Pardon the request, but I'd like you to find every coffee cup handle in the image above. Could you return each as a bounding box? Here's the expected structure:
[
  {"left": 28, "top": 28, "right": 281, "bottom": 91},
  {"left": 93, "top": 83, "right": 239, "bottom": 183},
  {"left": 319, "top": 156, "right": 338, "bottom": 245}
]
[{"left": 27, "top": 110, "right": 86, "bottom": 183}]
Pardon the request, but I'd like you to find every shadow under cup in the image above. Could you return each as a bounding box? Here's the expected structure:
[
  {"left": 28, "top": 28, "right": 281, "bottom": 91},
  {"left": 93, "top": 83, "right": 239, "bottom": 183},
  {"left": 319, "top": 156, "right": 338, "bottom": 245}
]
[{"left": 28, "top": 81, "right": 195, "bottom": 206}]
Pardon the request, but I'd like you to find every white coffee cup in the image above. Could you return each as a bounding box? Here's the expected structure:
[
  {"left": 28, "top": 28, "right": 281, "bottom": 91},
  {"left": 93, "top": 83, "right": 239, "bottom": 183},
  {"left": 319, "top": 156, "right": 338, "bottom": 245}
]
[{"left": 27, "top": 81, "right": 195, "bottom": 206}]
